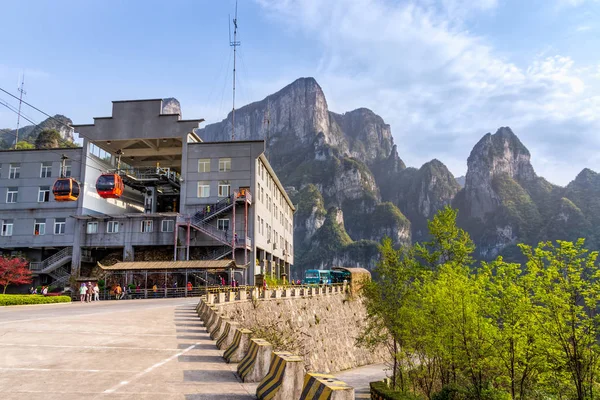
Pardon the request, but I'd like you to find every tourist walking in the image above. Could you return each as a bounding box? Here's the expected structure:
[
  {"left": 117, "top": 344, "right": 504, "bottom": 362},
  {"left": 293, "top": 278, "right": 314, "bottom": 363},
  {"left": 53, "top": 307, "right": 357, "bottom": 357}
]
[
  {"left": 79, "top": 283, "right": 87, "bottom": 303},
  {"left": 42, "top": 286, "right": 48, "bottom": 296},
  {"left": 93, "top": 283, "right": 100, "bottom": 301},
  {"left": 115, "top": 284, "right": 122, "bottom": 300},
  {"left": 86, "top": 282, "right": 92, "bottom": 302}
]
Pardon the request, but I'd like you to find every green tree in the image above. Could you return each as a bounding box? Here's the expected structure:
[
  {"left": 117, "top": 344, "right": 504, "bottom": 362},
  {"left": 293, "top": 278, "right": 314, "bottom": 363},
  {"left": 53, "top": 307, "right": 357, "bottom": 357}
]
[
  {"left": 35, "top": 128, "right": 62, "bottom": 149},
  {"left": 14, "top": 141, "right": 34, "bottom": 150},
  {"left": 521, "top": 239, "right": 600, "bottom": 400}
]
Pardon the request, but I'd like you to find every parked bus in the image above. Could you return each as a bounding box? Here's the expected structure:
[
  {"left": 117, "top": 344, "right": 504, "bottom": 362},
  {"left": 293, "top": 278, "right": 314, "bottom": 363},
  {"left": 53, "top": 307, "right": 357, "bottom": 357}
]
[{"left": 303, "top": 269, "right": 331, "bottom": 285}]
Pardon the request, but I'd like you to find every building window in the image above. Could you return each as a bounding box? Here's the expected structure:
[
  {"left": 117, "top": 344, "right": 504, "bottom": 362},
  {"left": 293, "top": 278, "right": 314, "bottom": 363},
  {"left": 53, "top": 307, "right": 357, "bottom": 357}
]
[
  {"left": 141, "top": 220, "right": 153, "bottom": 233},
  {"left": 218, "top": 180, "right": 231, "bottom": 197},
  {"left": 64, "top": 161, "right": 72, "bottom": 178},
  {"left": 198, "top": 159, "right": 210, "bottom": 173},
  {"left": 54, "top": 218, "right": 66, "bottom": 235},
  {"left": 1, "top": 220, "right": 13, "bottom": 236},
  {"left": 257, "top": 184, "right": 261, "bottom": 202},
  {"left": 34, "top": 219, "right": 46, "bottom": 236},
  {"left": 6, "top": 188, "right": 17, "bottom": 203},
  {"left": 219, "top": 158, "right": 231, "bottom": 172},
  {"left": 8, "top": 164, "right": 20, "bottom": 179},
  {"left": 197, "top": 181, "right": 210, "bottom": 198},
  {"left": 40, "top": 162, "right": 52, "bottom": 178},
  {"left": 161, "top": 220, "right": 174, "bottom": 232},
  {"left": 87, "top": 222, "right": 98, "bottom": 234},
  {"left": 217, "top": 218, "right": 230, "bottom": 231},
  {"left": 38, "top": 186, "right": 50, "bottom": 202},
  {"left": 261, "top": 218, "right": 264, "bottom": 235},
  {"left": 107, "top": 221, "right": 119, "bottom": 233}
]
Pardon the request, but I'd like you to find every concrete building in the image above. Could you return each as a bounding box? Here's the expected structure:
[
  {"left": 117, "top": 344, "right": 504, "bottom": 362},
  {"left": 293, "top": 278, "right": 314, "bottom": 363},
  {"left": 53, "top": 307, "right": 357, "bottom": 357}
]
[{"left": 0, "top": 99, "right": 294, "bottom": 289}]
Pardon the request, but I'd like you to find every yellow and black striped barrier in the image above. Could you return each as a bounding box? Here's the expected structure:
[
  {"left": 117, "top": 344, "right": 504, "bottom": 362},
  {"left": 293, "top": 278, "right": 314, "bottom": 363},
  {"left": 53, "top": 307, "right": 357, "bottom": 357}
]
[
  {"left": 299, "top": 373, "right": 355, "bottom": 400},
  {"left": 224, "top": 328, "right": 253, "bottom": 363},
  {"left": 209, "top": 315, "right": 225, "bottom": 339},
  {"left": 256, "top": 351, "right": 304, "bottom": 400},
  {"left": 237, "top": 338, "right": 273, "bottom": 382},
  {"left": 205, "top": 307, "right": 219, "bottom": 332},
  {"left": 202, "top": 304, "right": 215, "bottom": 324},
  {"left": 216, "top": 320, "right": 236, "bottom": 349}
]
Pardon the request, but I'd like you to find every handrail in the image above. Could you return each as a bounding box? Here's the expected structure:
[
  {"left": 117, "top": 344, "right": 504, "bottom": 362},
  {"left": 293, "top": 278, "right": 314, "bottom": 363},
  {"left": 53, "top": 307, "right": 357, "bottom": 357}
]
[{"left": 29, "top": 247, "right": 72, "bottom": 272}]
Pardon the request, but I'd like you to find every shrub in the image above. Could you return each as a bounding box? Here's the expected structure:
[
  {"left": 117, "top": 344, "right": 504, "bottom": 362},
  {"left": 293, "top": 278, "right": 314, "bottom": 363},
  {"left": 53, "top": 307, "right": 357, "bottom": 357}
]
[
  {"left": 0, "top": 294, "right": 71, "bottom": 306},
  {"left": 370, "top": 381, "right": 424, "bottom": 400}
]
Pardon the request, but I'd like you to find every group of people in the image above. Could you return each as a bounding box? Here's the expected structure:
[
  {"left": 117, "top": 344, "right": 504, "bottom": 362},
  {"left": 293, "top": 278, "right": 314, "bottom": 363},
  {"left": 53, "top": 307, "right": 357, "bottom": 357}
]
[
  {"left": 79, "top": 282, "right": 100, "bottom": 302},
  {"left": 28, "top": 286, "right": 48, "bottom": 295}
]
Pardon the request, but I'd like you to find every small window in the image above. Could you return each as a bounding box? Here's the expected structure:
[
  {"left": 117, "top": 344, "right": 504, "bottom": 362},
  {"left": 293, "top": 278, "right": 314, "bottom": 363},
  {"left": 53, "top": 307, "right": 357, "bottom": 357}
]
[
  {"left": 198, "top": 159, "right": 210, "bottom": 173},
  {"left": 141, "top": 220, "right": 153, "bottom": 233},
  {"left": 6, "top": 188, "right": 18, "bottom": 203},
  {"left": 217, "top": 218, "right": 230, "bottom": 231},
  {"left": 219, "top": 158, "right": 231, "bottom": 172},
  {"left": 107, "top": 221, "right": 119, "bottom": 233},
  {"left": 161, "top": 220, "right": 174, "bottom": 232},
  {"left": 34, "top": 219, "right": 46, "bottom": 236},
  {"left": 218, "top": 180, "right": 231, "bottom": 197},
  {"left": 38, "top": 186, "right": 50, "bottom": 203},
  {"left": 1, "top": 220, "right": 13, "bottom": 236},
  {"left": 40, "top": 162, "right": 52, "bottom": 178},
  {"left": 54, "top": 218, "right": 66, "bottom": 235},
  {"left": 197, "top": 182, "right": 210, "bottom": 198},
  {"left": 87, "top": 222, "right": 98, "bottom": 234},
  {"left": 257, "top": 184, "right": 261, "bottom": 202},
  {"left": 9, "top": 164, "right": 20, "bottom": 179}
]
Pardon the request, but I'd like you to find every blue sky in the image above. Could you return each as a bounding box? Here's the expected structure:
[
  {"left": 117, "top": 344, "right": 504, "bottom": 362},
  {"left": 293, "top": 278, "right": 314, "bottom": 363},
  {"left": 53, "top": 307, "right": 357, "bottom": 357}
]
[{"left": 1, "top": 0, "right": 599, "bottom": 185}]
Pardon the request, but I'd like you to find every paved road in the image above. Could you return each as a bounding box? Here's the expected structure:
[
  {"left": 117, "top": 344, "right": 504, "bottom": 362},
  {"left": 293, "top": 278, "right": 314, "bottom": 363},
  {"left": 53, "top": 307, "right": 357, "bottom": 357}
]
[
  {"left": 0, "top": 298, "right": 257, "bottom": 400},
  {"left": 336, "top": 363, "right": 387, "bottom": 399}
]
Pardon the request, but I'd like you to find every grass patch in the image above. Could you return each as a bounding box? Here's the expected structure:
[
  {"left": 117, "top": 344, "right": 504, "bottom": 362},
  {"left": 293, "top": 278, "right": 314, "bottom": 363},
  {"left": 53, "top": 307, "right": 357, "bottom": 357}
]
[{"left": 0, "top": 294, "right": 71, "bottom": 306}]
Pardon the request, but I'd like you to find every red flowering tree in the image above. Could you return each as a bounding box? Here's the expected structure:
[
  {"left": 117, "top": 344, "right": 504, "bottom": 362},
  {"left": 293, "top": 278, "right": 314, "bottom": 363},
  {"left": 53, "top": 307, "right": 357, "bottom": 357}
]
[{"left": 0, "top": 256, "right": 32, "bottom": 294}]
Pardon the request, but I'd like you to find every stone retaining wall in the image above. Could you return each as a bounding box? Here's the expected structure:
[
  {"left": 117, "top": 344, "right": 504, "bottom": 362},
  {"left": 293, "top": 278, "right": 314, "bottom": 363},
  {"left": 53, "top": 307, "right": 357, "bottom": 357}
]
[{"left": 216, "top": 291, "right": 386, "bottom": 373}]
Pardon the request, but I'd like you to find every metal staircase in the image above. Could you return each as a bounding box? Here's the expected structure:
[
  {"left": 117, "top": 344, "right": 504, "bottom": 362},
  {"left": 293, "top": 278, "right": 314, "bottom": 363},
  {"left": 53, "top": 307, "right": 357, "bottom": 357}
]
[
  {"left": 193, "top": 195, "right": 235, "bottom": 223},
  {"left": 48, "top": 266, "right": 71, "bottom": 289},
  {"left": 29, "top": 247, "right": 73, "bottom": 274}
]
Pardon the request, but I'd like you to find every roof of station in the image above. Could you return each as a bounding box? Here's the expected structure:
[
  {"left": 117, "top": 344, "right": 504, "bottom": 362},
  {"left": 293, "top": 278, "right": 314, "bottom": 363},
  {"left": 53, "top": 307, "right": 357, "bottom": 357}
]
[{"left": 98, "top": 259, "right": 241, "bottom": 271}]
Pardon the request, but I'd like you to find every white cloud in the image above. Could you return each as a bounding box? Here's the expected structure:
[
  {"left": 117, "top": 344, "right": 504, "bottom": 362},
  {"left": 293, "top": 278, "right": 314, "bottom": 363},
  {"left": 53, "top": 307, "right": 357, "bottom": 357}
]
[{"left": 255, "top": 0, "right": 600, "bottom": 186}]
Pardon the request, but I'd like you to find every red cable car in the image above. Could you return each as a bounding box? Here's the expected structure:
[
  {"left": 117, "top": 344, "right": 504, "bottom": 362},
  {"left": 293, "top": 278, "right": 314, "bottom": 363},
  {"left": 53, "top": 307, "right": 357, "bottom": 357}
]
[
  {"left": 96, "top": 174, "right": 124, "bottom": 199},
  {"left": 52, "top": 178, "right": 80, "bottom": 202}
]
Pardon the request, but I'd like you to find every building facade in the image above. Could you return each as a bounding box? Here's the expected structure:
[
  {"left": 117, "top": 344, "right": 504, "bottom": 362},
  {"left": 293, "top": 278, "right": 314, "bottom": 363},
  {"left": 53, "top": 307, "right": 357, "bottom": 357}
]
[{"left": 0, "top": 99, "right": 294, "bottom": 289}]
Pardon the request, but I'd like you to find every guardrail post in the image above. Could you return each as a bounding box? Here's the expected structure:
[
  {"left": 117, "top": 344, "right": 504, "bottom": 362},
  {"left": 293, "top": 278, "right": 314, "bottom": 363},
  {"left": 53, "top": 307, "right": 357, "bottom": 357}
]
[
  {"left": 237, "top": 339, "right": 273, "bottom": 382},
  {"left": 256, "top": 352, "right": 304, "bottom": 400},
  {"left": 300, "top": 373, "right": 355, "bottom": 399},
  {"left": 224, "top": 328, "right": 253, "bottom": 363}
]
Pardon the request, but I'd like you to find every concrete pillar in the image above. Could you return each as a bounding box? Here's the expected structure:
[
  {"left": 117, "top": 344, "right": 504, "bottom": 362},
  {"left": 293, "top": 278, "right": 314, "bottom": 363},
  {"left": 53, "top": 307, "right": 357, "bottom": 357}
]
[
  {"left": 217, "top": 321, "right": 239, "bottom": 350},
  {"left": 256, "top": 352, "right": 304, "bottom": 400},
  {"left": 301, "top": 373, "right": 355, "bottom": 400},
  {"left": 237, "top": 339, "right": 273, "bottom": 383},
  {"left": 224, "top": 328, "right": 253, "bottom": 363},
  {"left": 123, "top": 243, "right": 134, "bottom": 262}
]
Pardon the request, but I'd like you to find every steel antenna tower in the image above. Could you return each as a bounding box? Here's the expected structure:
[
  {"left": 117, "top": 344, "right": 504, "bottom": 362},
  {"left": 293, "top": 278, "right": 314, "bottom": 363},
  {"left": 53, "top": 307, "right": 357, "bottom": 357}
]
[
  {"left": 15, "top": 73, "right": 26, "bottom": 149},
  {"left": 229, "top": 1, "right": 241, "bottom": 141}
]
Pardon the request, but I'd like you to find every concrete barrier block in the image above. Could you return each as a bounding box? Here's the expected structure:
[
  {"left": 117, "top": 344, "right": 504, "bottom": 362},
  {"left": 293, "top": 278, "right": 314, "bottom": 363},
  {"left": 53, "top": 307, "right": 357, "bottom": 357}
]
[
  {"left": 283, "top": 288, "right": 291, "bottom": 297},
  {"left": 207, "top": 293, "right": 216, "bottom": 304},
  {"left": 224, "top": 328, "right": 253, "bottom": 363},
  {"left": 292, "top": 288, "right": 300, "bottom": 297},
  {"left": 209, "top": 315, "right": 226, "bottom": 339},
  {"left": 228, "top": 291, "right": 236, "bottom": 302},
  {"left": 240, "top": 290, "right": 248, "bottom": 301},
  {"left": 300, "top": 373, "right": 355, "bottom": 400},
  {"left": 262, "top": 289, "right": 271, "bottom": 299},
  {"left": 205, "top": 308, "right": 220, "bottom": 333},
  {"left": 216, "top": 321, "right": 238, "bottom": 350},
  {"left": 218, "top": 292, "right": 226, "bottom": 303},
  {"left": 274, "top": 289, "right": 281, "bottom": 299},
  {"left": 256, "top": 352, "right": 304, "bottom": 400},
  {"left": 201, "top": 305, "right": 215, "bottom": 324},
  {"left": 237, "top": 338, "right": 273, "bottom": 382}
]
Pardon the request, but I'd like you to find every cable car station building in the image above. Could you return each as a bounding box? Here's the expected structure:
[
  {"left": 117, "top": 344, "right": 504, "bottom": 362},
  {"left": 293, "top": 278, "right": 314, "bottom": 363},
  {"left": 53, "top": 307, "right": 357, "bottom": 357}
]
[{"left": 0, "top": 99, "right": 295, "bottom": 288}]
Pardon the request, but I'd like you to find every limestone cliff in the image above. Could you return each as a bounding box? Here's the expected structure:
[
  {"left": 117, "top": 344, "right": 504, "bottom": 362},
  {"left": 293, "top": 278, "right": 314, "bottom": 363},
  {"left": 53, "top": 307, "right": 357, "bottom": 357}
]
[{"left": 1, "top": 114, "right": 74, "bottom": 149}]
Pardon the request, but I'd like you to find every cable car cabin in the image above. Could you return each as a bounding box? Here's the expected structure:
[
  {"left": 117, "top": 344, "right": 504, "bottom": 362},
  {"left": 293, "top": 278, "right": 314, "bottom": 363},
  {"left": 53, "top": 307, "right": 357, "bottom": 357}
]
[
  {"left": 52, "top": 178, "right": 80, "bottom": 202},
  {"left": 96, "top": 174, "right": 124, "bottom": 199}
]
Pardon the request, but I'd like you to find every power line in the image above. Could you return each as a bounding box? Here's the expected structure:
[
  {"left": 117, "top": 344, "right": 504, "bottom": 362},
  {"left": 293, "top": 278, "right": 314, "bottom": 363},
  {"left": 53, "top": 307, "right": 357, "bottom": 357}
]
[{"left": 0, "top": 101, "right": 107, "bottom": 175}]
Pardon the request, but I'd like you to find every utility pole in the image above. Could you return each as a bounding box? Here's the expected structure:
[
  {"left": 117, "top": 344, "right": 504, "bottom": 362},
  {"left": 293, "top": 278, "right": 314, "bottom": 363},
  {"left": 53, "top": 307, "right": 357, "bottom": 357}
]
[
  {"left": 15, "top": 73, "right": 26, "bottom": 149},
  {"left": 229, "top": 0, "right": 240, "bottom": 141}
]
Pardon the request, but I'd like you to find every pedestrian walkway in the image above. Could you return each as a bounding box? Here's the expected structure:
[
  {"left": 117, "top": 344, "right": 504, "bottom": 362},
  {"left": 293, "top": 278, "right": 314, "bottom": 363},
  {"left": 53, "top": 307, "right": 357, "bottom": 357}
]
[{"left": 0, "top": 298, "right": 256, "bottom": 400}]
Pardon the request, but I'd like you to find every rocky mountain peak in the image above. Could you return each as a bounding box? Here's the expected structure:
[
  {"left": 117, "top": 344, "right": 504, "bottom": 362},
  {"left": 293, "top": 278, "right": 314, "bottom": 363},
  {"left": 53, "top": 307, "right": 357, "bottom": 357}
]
[
  {"left": 162, "top": 98, "right": 181, "bottom": 116},
  {"left": 573, "top": 168, "right": 597, "bottom": 184}
]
